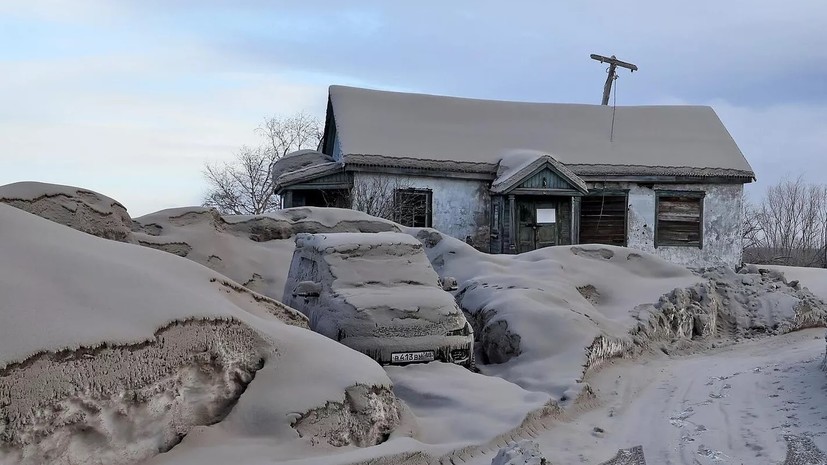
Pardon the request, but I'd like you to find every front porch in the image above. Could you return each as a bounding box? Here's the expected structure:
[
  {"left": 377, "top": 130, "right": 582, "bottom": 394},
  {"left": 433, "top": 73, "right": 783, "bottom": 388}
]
[{"left": 489, "top": 154, "right": 587, "bottom": 254}]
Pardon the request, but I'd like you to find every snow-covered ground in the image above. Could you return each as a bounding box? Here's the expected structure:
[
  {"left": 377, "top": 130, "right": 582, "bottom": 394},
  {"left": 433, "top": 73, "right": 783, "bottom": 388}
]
[
  {"left": 3, "top": 181, "right": 827, "bottom": 465},
  {"left": 462, "top": 328, "right": 827, "bottom": 465}
]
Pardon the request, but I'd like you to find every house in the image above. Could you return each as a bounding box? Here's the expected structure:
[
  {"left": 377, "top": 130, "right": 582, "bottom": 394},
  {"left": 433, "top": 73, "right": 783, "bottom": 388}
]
[{"left": 273, "top": 85, "right": 755, "bottom": 268}]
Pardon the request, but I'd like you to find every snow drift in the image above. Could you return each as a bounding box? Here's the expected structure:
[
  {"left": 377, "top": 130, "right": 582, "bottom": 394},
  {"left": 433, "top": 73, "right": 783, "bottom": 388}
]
[
  {"left": 1, "top": 320, "right": 266, "bottom": 465},
  {"left": 0, "top": 181, "right": 401, "bottom": 303},
  {"left": 490, "top": 440, "right": 547, "bottom": 465},
  {"left": 409, "top": 228, "right": 827, "bottom": 399},
  {"left": 0, "top": 204, "right": 401, "bottom": 465},
  {"left": 132, "top": 206, "right": 400, "bottom": 301},
  {"left": 0, "top": 181, "right": 135, "bottom": 243},
  {"left": 410, "top": 228, "right": 701, "bottom": 397},
  {"left": 761, "top": 265, "right": 827, "bottom": 373},
  {"left": 5, "top": 180, "right": 827, "bottom": 464}
]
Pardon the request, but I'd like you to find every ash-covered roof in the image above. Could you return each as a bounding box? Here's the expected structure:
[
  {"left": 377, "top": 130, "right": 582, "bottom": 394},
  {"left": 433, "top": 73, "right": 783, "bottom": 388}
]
[
  {"left": 327, "top": 86, "right": 755, "bottom": 180},
  {"left": 275, "top": 161, "right": 344, "bottom": 188},
  {"left": 271, "top": 149, "right": 334, "bottom": 180}
]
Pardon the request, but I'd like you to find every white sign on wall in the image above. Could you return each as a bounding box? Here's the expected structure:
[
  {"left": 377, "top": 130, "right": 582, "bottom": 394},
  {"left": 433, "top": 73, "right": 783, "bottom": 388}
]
[{"left": 537, "top": 208, "right": 556, "bottom": 224}]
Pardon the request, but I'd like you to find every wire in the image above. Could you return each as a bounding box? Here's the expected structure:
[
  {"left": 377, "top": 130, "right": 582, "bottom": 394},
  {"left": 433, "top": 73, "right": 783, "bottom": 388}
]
[{"left": 610, "top": 74, "right": 618, "bottom": 142}]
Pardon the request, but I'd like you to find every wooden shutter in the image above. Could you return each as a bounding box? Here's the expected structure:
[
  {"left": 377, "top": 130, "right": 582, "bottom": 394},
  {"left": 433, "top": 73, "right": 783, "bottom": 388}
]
[
  {"left": 656, "top": 193, "right": 703, "bottom": 247},
  {"left": 579, "top": 194, "right": 627, "bottom": 246}
]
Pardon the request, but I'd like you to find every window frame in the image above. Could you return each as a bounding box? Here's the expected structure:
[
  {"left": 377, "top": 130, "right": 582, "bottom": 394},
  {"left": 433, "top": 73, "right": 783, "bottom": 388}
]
[
  {"left": 654, "top": 190, "right": 705, "bottom": 249},
  {"left": 394, "top": 188, "right": 433, "bottom": 228}
]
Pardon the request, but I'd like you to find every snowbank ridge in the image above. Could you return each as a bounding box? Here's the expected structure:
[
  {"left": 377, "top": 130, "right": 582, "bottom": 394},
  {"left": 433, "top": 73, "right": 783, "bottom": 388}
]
[
  {"left": 490, "top": 439, "right": 548, "bottom": 465},
  {"left": 410, "top": 228, "right": 827, "bottom": 399},
  {"left": 293, "top": 384, "right": 400, "bottom": 447},
  {"left": 133, "top": 206, "right": 401, "bottom": 301},
  {"left": 0, "top": 181, "right": 134, "bottom": 242},
  {"left": 0, "top": 319, "right": 266, "bottom": 465}
]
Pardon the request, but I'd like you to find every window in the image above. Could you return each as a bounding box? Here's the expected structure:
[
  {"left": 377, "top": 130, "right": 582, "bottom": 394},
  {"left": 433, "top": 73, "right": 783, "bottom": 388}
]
[
  {"left": 395, "top": 189, "right": 432, "bottom": 227},
  {"left": 580, "top": 193, "right": 627, "bottom": 246},
  {"left": 655, "top": 192, "right": 704, "bottom": 248}
]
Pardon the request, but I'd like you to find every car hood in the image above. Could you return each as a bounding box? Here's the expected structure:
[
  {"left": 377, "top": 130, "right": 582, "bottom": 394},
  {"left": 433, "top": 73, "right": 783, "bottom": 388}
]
[{"left": 330, "top": 285, "right": 467, "bottom": 338}]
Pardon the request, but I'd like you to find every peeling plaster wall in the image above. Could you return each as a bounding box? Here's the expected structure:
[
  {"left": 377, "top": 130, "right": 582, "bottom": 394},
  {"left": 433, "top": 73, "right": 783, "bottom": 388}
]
[
  {"left": 352, "top": 173, "right": 490, "bottom": 251},
  {"left": 620, "top": 183, "right": 744, "bottom": 268}
]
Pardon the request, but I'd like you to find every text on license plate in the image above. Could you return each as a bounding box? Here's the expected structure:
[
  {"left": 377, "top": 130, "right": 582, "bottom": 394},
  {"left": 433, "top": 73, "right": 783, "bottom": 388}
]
[{"left": 391, "top": 351, "right": 435, "bottom": 364}]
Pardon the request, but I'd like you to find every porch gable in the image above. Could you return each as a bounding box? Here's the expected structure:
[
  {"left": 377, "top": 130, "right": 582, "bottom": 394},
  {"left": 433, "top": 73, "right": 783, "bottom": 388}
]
[{"left": 490, "top": 154, "right": 588, "bottom": 196}]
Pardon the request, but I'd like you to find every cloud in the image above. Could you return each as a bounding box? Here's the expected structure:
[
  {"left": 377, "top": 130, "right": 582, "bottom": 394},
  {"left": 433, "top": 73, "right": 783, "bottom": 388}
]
[
  {"left": 207, "top": 1, "right": 827, "bottom": 106},
  {"left": 1, "top": 0, "right": 825, "bottom": 214},
  {"left": 0, "top": 50, "right": 327, "bottom": 215}
]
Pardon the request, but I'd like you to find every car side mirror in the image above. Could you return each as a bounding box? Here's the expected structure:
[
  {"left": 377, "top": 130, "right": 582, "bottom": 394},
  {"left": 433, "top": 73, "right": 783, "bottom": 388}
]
[
  {"left": 293, "top": 281, "right": 321, "bottom": 297},
  {"left": 439, "top": 276, "right": 458, "bottom": 291}
]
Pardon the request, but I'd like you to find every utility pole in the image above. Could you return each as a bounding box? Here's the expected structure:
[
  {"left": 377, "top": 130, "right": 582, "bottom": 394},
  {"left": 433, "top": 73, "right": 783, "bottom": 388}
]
[{"left": 590, "top": 54, "right": 638, "bottom": 105}]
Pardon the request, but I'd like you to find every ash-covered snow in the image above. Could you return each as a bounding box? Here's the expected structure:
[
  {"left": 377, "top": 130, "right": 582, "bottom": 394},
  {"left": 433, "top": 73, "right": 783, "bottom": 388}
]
[
  {"left": 271, "top": 149, "right": 335, "bottom": 180},
  {"left": 283, "top": 232, "right": 473, "bottom": 365},
  {"left": 753, "top": 265, "right": 827, "bottom": 373},
  {"left": 327, "top": 85, "right": 754, "bottom": 176},
  {"left": 385, "top": 363, "right": 550, "bottom": 446},
  {"left": 408, "top": 228, "right": 827, "bottom": 400},
  {"left": 0, "top": 204, "right": 247, "bottom": 364},
  {"left": 5, "top": 180, "right": 827, "bottom": 465},
  {"left": 490, "top": 440, "right": 547, "bottom": 465},
  {"left": 132, "top": 206, "right": 399, "bottom": 301},
  {"left": 597, "top": 446, "right": 646, "bottom": 465},
  {"left": 0, "top": 203, "right": 401, "bottom": 465},
  {"left": 492, "top": 151, "right": 546, "bottom": 190},
  {"left": 760, "top": 264, "right": 827, "bottom": 302},
  {"left": 0, "top": 181, "right": 135, "bottom": 242},
  {"left": 700, "top": 266, "right": 827, "bottom": 335},
  {"left": 409, "top": 228, "right": 700, "bottom": 397},
  {"left": 514, "top": 329, "right": 827, "bottom": 465}
]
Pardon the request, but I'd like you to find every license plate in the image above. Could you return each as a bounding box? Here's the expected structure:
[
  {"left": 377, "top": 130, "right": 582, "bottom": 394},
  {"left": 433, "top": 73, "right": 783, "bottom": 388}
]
[{"left": 391, "top": 351, "right": 435, "bottom": 364}]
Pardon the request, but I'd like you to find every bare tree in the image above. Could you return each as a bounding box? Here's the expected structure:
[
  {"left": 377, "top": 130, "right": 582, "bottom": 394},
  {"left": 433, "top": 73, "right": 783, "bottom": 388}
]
[
  {"left": 202, "top": 112, "right": 322, "bottom": 215},
  {"left": 258, "top": 113, "right": 323, "bottom": 159},
  {"left": 742, "top": 196, "right": 763, "bottom": 251},
  {"left": 744, "top": 177, "right": 827, "bottom": 267}
]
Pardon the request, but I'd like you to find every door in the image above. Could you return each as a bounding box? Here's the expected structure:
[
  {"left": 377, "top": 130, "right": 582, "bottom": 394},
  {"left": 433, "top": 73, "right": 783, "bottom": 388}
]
[
  {"left": 516, "top": 200, "right": 558, "bottom": 253},
  {"left": 517, "top": 202, "right": 535, "bottom": 253},
  {"left": 535, "top": 203, "right": 558, "bottom": 249}
]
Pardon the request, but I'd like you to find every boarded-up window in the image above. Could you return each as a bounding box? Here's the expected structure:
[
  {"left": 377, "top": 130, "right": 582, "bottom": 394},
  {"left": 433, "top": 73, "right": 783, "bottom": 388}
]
[
  {"left": 579, "top": 194, "right": 627, "bottom": 246},
  {"left": 656, "top": 192, "right": 704, "bottom": 248},
  {"left": 395, "top": 189, "right": 432, "bottom": 227}
]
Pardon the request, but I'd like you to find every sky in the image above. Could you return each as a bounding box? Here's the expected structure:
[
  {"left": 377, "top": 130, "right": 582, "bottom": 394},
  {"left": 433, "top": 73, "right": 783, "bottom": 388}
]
[{"left": 1, "top": 1, "right": 826, "bottom": 216}]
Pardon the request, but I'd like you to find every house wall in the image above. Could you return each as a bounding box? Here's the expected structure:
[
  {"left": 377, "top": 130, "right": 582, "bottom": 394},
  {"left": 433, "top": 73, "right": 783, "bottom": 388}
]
[
  {"left": 591, "top": 182, "right": 744, "bottom": 268},
  {"left": 332, "top": 135, "right": 343, "bottom": 162},
  {"left": 352, "top": 172, "right": 491, "bottom": 251}
]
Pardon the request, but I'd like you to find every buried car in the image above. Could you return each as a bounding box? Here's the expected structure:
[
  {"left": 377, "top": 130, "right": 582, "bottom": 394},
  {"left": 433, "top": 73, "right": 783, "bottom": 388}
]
[{"left": 283, "top": 232, "right": 474, "bottom": 367}]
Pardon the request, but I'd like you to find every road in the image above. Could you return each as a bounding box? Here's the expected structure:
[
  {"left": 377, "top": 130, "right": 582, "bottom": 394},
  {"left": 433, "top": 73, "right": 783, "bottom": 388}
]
[{"left": 509, "top": 329, "right": 827, "bottom": 465}]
